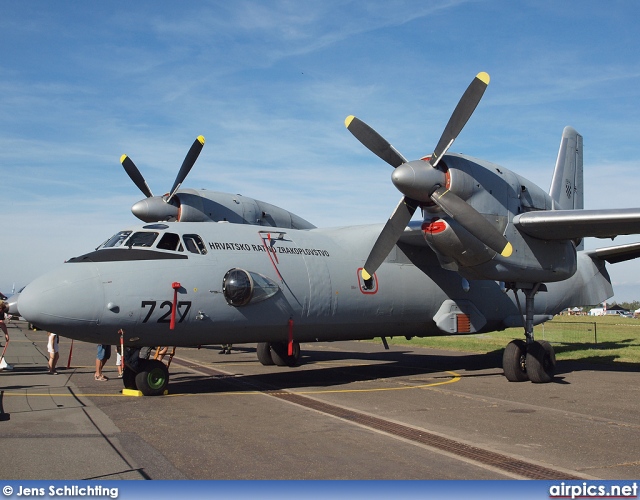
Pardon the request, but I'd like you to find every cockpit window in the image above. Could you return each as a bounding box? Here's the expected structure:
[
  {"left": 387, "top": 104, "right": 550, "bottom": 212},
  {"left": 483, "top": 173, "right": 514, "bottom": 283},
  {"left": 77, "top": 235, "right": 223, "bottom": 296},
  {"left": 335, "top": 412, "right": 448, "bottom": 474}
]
[
  {"left": 102, "top": 231, "right": 132, "bottom": 248},
  {"left": 183, "top": 234, "right": 207, "bottom": 255},
  {"left": 125, "top": 231, "right": 159, "bottom": 248},
  {"left": 156, "top": 233, "right": 184, "bottom": 252}
]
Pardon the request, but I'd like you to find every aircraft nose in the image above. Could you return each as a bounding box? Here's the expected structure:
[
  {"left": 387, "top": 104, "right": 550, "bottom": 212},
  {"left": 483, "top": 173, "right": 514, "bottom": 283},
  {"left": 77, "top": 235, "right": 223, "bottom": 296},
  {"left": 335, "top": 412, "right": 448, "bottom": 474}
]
[{"left": 18, "top": 263, "right": 104, "bottom": 332}]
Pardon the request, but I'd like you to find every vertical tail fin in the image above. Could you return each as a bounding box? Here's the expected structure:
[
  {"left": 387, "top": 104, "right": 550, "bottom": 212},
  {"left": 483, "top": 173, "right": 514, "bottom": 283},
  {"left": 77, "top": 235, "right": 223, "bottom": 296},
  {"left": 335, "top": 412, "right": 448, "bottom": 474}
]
[{"left": 549, "top": 126, "right": 583, "bottom": 210}]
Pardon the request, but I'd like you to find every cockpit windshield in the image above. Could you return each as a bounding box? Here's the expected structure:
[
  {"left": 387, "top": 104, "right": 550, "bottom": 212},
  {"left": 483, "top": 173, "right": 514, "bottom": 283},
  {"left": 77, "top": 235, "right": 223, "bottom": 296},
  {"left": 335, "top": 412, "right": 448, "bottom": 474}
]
[
  {"left": 125, "top": 232, "right": 159, "bottom": 248},
  {"left": 97, "top": 230, "right": 207, "bottom": 256},
  {"left": 101, "top": 231, "right": 132, "bottom": 248}
]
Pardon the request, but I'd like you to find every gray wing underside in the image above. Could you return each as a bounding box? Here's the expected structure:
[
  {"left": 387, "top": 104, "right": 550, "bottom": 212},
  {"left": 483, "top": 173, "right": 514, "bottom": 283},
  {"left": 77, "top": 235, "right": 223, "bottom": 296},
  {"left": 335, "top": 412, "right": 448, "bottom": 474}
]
[{"left": 513, "top": 208, "right": 640, "bottom": 240}]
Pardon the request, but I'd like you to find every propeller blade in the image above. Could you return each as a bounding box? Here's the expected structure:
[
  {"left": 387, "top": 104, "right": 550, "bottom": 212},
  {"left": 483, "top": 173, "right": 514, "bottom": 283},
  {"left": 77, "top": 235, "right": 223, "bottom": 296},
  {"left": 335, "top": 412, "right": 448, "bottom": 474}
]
[
  {"left": 120, "top": 154, "right": 153, "bottom": 198},
  {"left": 430, "top": 72, "right": 490, "bottom": 167},
  {"left": 431, "top": 186, "right": 512, "bottom": 257},
  {"left": 167, "top": 135, "right": 205, "bottom": 202},
  {"left": 362, "top": 196, "right": 419, "bottom": 281},
  {"left": 345, "top": 115, "right": 407, "bottom": 168}
]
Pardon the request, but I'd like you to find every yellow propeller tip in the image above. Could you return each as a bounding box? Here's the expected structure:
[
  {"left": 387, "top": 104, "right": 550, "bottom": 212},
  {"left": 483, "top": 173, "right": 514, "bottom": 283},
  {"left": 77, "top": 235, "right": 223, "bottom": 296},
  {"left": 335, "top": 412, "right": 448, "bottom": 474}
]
[
  {"left": 120, "top": 154, "right": 128, "bottom": 163},
  {"left": 476, "top": 72, "right": 490, "bottom": 85},
  {"left": 501, "top": 242, "right": 513, "bottom": 258},
  {"left": 345, "top": 115, "right": 355, "bottom": 128},
  {"left": 361, "top": 269, "right": 371, "bottom": 281},
  {"left": 197, "top": 135, "right": 205, "bottom": 144}
]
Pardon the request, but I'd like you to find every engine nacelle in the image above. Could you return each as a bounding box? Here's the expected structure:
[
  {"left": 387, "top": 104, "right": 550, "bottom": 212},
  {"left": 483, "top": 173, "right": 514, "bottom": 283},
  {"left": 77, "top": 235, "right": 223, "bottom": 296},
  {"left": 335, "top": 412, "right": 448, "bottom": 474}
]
[{"left": 422, "top": 218, "right": 496, "bottom": 271}]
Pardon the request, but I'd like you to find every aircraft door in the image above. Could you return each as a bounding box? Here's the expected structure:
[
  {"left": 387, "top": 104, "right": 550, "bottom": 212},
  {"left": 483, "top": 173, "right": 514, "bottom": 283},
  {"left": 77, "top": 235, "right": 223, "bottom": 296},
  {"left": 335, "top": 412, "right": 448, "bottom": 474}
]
[
  {"left": 301, "top": 250, "right": 333, "bottom": 318},
  {"left": 256, "top": 231, "right": 334, "bottom": 320}
]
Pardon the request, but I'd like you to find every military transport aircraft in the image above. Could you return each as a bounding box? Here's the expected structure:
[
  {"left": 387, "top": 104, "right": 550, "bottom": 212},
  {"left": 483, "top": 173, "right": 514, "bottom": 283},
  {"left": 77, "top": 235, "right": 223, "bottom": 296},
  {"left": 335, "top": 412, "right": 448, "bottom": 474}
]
[{"left": 16, "top": 72, "right": 640, "bottom": 395}]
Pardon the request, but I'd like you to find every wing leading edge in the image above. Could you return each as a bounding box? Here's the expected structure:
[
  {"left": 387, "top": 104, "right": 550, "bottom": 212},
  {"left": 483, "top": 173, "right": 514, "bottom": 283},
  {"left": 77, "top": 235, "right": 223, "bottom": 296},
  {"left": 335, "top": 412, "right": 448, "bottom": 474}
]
[{"left": 513, "top": 208, "right": 640, "bottom": 240}]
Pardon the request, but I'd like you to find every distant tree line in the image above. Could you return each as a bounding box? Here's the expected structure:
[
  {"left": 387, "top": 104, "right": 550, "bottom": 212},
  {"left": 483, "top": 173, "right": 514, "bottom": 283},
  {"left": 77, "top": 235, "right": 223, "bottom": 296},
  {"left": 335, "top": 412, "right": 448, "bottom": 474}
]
[{"left": 583, "top": 301, "right": 640, "bottom": 313}]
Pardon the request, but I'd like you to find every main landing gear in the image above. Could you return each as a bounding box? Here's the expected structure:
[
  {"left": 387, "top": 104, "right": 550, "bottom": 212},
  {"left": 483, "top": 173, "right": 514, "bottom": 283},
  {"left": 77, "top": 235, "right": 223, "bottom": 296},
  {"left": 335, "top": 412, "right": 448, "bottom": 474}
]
[
  {"left": 256, "top": 341, "right": 301, "bottom": 367},
  {"left": 502, "top": 284, "right": 556, "bottom": 383}
]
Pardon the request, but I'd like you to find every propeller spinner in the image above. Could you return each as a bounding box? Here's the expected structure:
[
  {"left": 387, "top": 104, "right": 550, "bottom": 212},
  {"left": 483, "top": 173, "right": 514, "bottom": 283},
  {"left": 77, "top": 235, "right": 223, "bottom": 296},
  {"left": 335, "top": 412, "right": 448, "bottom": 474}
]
[
  {"left": 346, "top": 72, "right": 511, "bottom": 283},
  {"left": 120, "top": 135, "right": 205, "bottom": 223}
]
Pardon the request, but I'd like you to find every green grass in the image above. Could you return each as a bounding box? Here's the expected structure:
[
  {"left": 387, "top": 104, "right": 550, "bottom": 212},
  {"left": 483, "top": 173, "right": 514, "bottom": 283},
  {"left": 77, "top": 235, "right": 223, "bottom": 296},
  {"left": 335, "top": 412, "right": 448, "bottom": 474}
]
[{"left": 377, "top": 315, "right": 640, "bottom": 367}]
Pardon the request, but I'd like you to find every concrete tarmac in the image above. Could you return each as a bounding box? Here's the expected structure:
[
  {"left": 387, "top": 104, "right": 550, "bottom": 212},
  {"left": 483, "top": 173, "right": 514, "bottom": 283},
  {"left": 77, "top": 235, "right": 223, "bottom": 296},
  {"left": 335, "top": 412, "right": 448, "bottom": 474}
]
[{"left": 1, "top": 320, "right": 639, "bottom": 480}]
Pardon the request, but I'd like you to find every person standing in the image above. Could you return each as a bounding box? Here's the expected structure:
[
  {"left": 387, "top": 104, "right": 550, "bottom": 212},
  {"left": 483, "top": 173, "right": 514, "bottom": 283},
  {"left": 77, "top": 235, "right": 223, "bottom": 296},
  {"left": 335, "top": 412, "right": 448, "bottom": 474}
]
[
  {"left": 95, "top": 344, "right": 111, "bottom": 381},
  {"left": 0, "top": 301, "right": 9, "bottom": 344},
  {"left": 116, "top": 348, "right": 123, "bottom": 378},
  {"left": 47, "top": 332, "right": 59, "bottom": 374},
  {"left": 0, "top": 301, "right": 12, "bottom": 370}
]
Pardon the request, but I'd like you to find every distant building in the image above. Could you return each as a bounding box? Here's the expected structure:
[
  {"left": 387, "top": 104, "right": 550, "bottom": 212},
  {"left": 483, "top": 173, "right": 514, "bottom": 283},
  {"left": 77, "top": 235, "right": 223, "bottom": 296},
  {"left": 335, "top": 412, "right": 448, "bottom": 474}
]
[{"left": 589, "top": 305, "right": 629, "bottom": 316}]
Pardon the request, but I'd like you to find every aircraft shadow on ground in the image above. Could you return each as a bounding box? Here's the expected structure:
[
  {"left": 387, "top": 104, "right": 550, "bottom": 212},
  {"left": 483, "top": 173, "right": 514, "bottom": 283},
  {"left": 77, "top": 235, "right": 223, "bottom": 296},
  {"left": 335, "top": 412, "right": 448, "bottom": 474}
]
[
  {"left": 166, "top": 347, "right": 505, "bottom": 396},
  {"left": 552, "top": 338, "right": 640, "bottom": 375},
  {"left": 166, "top": 342, "right": 640, "bottom": 395}
]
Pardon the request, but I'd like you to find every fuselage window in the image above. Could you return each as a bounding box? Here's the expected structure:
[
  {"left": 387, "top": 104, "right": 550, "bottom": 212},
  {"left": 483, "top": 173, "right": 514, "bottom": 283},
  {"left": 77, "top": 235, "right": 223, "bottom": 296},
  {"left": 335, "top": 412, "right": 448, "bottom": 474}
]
[
  {"left": 156, "top": 233, "right": 184, "bottom": 252},
  {"left": 125, "top": 232, "right": 159, "bottom": 248},
  {"left": 101, "top": 231, "right": 132, "bottom": 248},
  {"left": 183, "top": 234, "right": 207, "bottom": 255}
]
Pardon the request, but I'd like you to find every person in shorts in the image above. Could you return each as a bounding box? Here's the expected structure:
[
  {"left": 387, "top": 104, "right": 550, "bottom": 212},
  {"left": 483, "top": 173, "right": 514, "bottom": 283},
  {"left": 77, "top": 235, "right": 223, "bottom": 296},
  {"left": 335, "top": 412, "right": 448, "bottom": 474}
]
[
  {"left": 95, "top": 344, "right": 111, "bottom": 381},
  {"left": 47, "top": 332, "right": 59, "bottom": 374}
]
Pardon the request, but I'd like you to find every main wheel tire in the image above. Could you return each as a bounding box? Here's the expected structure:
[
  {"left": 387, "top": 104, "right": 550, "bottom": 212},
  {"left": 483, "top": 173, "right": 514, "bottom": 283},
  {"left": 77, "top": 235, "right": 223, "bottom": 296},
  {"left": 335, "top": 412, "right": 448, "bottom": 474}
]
[
  {"left": 256, "top": 342, "right": 275, "bottom": 366},
  {"left": 503, "top": 339, "right": 529, "bottom": 382},
  {"left": 122, "top": 366, "right": 138, "bottom": 390},
  {"left": 270, "top": 341, "right": 300, "bottom": 367},
  {"left": 526, "top": 340, "right": 556, "bottom": 383},
  {"left": 135, "top": 359, "right": 169, "bottom": 396}
]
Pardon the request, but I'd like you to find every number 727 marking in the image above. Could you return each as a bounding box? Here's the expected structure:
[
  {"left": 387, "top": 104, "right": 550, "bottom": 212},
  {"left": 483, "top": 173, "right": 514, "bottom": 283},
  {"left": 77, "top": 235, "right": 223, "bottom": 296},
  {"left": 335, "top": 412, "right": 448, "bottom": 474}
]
[{"left": 141, "top": 300, "right": 192, "bottom": 324}]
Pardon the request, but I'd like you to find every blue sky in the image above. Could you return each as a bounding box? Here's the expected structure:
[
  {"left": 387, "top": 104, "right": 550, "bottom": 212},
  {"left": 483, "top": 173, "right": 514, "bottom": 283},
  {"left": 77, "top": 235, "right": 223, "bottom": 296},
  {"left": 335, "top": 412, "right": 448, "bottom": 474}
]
[{"left": 2, "top": 0, "right": 640, "bottom": 303}]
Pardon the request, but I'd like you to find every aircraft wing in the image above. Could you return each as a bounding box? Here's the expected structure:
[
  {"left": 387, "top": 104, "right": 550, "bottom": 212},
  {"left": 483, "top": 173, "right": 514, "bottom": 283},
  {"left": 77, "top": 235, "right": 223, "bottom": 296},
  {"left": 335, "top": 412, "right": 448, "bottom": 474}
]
[
  {"left": 513, "top": 208, "right": 640, "bottom": 240},
  {"left": 586, "top": 242, "right": 640, "bottom": 264},
  {"left": 398, "top": 220, "right": 432, "bottom": 247}
]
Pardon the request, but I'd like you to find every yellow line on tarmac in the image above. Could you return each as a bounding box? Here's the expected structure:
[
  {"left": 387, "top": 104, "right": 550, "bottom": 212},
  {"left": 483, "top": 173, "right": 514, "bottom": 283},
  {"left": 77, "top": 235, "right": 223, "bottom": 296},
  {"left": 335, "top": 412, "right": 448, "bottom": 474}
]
[
  {"left": 1, "top": 371, "right": 461, "bottom": 398},
  {"left": 289, "top": 371, "right": 462, "bottom": 395}
]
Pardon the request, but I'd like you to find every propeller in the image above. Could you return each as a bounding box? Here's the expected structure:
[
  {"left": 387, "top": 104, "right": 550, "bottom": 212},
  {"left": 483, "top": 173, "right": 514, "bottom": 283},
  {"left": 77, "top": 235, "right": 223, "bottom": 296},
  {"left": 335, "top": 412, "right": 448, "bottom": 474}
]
[
  {"left": 167, "top": 135, "right": 205, "bottom": 203},
  {"left": 347, "top": 72, "right": 511, "bottom": 282},
  {"left": 120, "top": 135, "right": 206, "bottom": 222},
  {"left": 121, "top": 154, "right": 153, "bottom": 198}
]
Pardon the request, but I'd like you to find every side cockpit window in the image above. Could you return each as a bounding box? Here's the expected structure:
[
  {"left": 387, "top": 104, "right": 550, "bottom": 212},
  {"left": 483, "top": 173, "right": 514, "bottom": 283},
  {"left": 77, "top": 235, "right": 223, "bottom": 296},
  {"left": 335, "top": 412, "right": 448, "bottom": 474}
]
[
  {"left": 126, "top": 232, "right": 159, "bottom": 248},
  {"left": 156, "top": 233, "right": 184, "bottom": 252},
  {"left": 183, "top": 234, "right": 207, "bottom": 255},
  {"left": 101, "top": 231, "right": 132, "bottom": 248}
]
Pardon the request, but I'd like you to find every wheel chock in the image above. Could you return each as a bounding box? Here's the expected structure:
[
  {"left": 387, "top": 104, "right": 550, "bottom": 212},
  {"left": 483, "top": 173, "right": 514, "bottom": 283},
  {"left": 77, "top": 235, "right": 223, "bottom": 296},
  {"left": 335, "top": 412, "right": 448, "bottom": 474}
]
[
  {"left": 122, "top": 389, "right": 143, "bottom": 397},
  {"left": 121, "top": 388, "right": 169, "bottom": 397}
]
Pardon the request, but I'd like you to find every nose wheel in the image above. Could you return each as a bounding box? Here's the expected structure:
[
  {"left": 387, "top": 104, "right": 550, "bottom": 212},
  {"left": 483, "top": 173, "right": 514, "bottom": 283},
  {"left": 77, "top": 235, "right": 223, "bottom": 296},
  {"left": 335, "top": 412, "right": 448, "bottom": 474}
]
[{"left": 122, "top": 348, "right": 170, "bottom": 396}]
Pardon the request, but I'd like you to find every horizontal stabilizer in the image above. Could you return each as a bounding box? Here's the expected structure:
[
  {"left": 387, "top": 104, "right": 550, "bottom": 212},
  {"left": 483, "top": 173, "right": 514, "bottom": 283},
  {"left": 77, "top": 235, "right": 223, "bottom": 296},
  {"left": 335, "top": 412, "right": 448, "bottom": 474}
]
[
  {"left": 513, "top": 208, "right": 640, "bottom": 240},
  {"left": 587, "top": 242, "right": 640, "bottom": 264}
]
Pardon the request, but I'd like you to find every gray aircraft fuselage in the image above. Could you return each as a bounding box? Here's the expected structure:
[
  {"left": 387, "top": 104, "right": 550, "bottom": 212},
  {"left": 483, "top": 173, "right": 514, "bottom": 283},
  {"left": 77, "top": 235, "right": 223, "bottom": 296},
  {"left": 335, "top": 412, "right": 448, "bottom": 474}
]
[{"left": 17, "top": 212, "right": 609, "bottom": 348}]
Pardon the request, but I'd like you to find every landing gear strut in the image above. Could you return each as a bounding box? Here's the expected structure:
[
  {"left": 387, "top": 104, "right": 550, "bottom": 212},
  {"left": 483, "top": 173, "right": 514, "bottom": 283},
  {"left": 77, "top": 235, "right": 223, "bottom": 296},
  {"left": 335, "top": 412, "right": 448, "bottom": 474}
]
[{"left": 503, "top": 283, "right": 556, "bottom": 383}]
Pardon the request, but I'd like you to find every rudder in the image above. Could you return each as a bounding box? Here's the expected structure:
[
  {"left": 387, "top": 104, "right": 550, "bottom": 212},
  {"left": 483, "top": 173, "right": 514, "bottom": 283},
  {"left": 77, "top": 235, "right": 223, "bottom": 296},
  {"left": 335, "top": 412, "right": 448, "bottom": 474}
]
[{"left": 549, "top": 126, "right": 583, "bottom": 211}]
